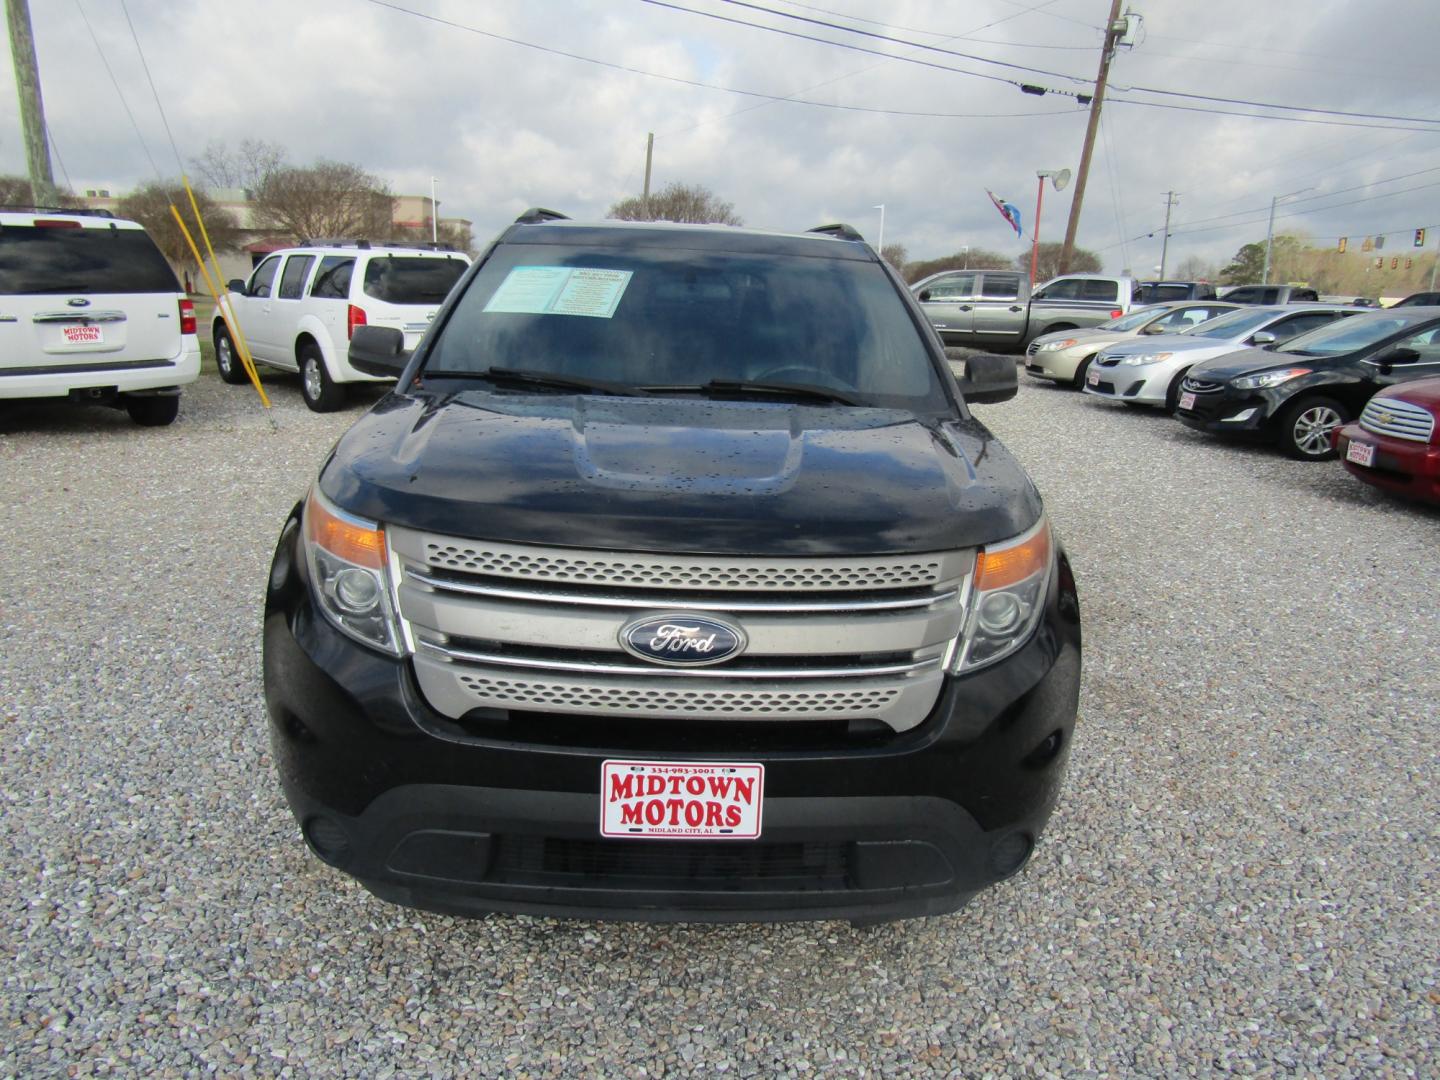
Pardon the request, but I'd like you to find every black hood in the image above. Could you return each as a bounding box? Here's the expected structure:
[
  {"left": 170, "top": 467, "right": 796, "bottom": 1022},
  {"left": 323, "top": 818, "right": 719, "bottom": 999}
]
[
  {"left": 1187, "top": 344, "right": 1294, "bottom": 381},
  {"left": 318, "top": 390, "right": 1041, "bottom": 556}
]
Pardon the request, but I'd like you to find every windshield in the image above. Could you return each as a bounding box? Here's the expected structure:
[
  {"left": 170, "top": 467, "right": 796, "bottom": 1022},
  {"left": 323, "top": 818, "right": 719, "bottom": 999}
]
[
  {"left": 1275, "top": 313, "right": 1431, "bottom": 356},
  {"left": 1184, "top": 308, "right": 1278, "bottom": 340},
  {"left": 362, "top": 256, "right": 467, "bottom": 304},
  {"left": 1100, "top": 306, "right": 1165, "bottom": 332},
  {"left": 0, "top": 224, "right": 178, "bottom": 294},
  {"left": 424, "top": 242, "right": 949, "bottom": 411}
]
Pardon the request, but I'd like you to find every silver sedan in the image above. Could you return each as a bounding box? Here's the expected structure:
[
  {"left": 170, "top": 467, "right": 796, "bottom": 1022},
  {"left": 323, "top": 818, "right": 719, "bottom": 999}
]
[
  {"left": 1024, "top": 301, "right": 1237, "bottom": 388},
  {"left": 1080, "top": 304, "right": 1364, "bottom": 411}
]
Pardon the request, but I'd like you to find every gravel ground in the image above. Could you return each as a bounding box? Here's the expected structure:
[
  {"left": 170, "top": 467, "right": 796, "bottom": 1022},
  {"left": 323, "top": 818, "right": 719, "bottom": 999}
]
[{"left": 1, "top": 370, "right": 1436, "bottom": 1078}]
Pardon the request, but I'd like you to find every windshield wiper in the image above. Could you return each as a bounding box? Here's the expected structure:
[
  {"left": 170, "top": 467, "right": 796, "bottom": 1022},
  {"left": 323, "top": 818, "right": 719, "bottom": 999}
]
[
  {"left": 643, "top": 379, "right": 859, "bottom": 406},
  {"left": 425, "top": 366, "right": 645, "bottom": 396}
]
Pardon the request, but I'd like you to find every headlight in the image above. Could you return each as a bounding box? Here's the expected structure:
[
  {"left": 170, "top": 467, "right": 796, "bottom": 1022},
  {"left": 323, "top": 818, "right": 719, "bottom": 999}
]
[
  {"left": 1118, "top": 352, "right": 1171, "bottom": 366},
  {"left": 1036, "top": 338, "right": 1078, "bottom": 352},
  {"left": 1230, "top": 367, "right": 1312, "bottom": 390},
  {"left": 302, "top": 487, "right": 404, "bottom": 655},
  {"left": 949, "top": 514, "right": 1053, "bottom": 674}
]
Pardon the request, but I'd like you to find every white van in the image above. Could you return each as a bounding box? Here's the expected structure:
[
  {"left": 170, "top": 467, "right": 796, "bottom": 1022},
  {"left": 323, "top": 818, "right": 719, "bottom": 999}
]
[
  {"left": 213, "top": 242, "right": 470, "bottom": 411},
  {"left": 0, "top": 209, "right": 200, "bottom": 425}
]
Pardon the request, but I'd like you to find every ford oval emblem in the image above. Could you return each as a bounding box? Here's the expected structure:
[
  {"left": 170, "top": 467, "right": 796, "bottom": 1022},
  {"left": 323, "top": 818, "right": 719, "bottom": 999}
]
[
  {"left": 67, "top": 297, "right": 91, "bottom": 307},
  {"left": 619, "top": 614, "right": 747, "bottom": 667}
]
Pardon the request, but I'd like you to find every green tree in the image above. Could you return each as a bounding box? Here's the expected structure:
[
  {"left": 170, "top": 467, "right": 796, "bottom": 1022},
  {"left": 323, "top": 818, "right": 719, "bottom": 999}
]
[
  {"left": 905, "top": 248, "right": 1013, "bottom": 283},
  {"left": 116, "top": 181, "right": 241, "bottom": 279},
  {"left": 607, "top": 181, "right": 742, "bottom": 225},
  {"left": 1019, "top": 242, "right": 1100, "bottom": 281},
  {"left": 1218, "top": 242, "right": 1266, "bottom": 285}
]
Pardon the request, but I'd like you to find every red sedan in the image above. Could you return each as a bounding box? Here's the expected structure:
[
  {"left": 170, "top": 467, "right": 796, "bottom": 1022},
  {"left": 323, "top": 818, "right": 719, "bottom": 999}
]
[{"left": 1332, "top": 376, "right": 1440, "bottom": 503}]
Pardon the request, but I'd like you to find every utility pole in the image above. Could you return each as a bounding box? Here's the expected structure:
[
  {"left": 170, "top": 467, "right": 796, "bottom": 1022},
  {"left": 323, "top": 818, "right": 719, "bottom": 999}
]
[
  {"left": 1058, "top": 0, "right": 1126, "bottom": 274},
  {"left": 642, "top": 132, "right": 654, "bottom": 218},
  {"left": 1262, "top": 186, "right": 1314, "bottom": 284},
  {"left": 5, "top": 0, "right": 56, "bottom": 205},
  {"left": 1158, "top": 191, "right": 1179, "bottom": 279}
]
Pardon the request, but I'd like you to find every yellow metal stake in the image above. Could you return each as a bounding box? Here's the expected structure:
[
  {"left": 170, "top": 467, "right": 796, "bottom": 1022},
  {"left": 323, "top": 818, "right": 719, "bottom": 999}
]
[{"left": 168, "top": 204, "right": 275, "bottom": 424}]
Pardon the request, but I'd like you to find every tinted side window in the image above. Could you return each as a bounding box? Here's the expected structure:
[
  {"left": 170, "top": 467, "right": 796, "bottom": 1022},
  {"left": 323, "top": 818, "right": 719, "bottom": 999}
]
[
  {"left": 250, "top": 256, "right": 281, "bottom": 299},
  {"left": 920, "top": 273, "right": 976, "bottom": 301},
  {"left": 1269, "top": 313, "right": 1338, "bottom": 340},
  {"left": 310, "top": 256, "right": 355, "bottom": 299},
  {"left": 0, "top": 225, "right": 179, "bottom": 295},
  {"left": 979, "top": 273, "right": 1021, "bottom": 300},
  {"left": 1035, "top": 279, "right": 1081, "bottom": 300},
  {"left": 1079, "top": 280, "right": 1119, "bottom": 302},
  {"left": 277, "top": 255, "right": 315, "bottom": 300}
]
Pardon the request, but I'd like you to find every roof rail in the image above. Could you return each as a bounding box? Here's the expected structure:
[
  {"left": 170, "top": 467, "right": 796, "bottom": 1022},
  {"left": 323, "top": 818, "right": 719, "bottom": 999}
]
[
  {"left": 515, "top": 207, "right": 569, "bottom": 225},
  {"left": 0, "top": 205, "right": 115, "bottom": 219},
  {"left": 807, "top": 223, "right": 865, "bottom": 243},
  {"left": 297, "top": 237, "right": 373, "bottom": 249}
]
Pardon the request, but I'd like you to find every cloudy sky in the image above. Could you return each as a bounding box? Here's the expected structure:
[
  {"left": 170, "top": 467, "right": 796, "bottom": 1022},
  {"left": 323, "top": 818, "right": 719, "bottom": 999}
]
[{"left": 5, "top": 0, "right": 1439, "bottom": 276}]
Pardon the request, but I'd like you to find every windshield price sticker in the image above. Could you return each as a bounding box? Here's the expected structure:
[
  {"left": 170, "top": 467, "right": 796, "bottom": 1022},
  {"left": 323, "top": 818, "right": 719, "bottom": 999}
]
[
  {"left": 600, "top": 760, "right": 764, "bottom": 840},
  {"left": 484, "top": 266, "right": 632, "bottom": 318}
]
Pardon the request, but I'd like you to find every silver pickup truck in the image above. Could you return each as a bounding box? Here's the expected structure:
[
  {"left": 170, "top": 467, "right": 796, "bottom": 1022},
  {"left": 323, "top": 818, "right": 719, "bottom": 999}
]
[{"left": 912, "top": 270, "right": 1140, "bottom": 352}]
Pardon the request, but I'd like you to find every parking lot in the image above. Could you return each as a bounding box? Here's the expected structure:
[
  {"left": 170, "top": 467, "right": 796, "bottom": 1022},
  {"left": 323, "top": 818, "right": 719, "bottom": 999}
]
[{"left": 2, "top": 371, "right": 1436, "bottom": 1077}]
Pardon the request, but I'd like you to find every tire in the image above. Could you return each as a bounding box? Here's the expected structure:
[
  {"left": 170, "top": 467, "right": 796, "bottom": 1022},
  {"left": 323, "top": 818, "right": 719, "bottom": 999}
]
[
  {"left": 1276, "top": 395, "right": 1347, "bottom": 460},
  {"left": 124, "top": 394, "right": 180, "bottom": 427},
  {"left": 299, "top": 343, "right": 345, "bottom": 412},
  {"left": 1165, "top": 368, "right": 1191, "bottom": 413},
  {"left": 214, "top": 325, "right": 247, "bottom": 385},
  {"left": 1070, "top": 354, "right": 1096, "bottom": 390}
]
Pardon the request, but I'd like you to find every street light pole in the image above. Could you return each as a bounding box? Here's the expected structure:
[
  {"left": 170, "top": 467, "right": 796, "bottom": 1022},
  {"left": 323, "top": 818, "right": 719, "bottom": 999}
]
[
  {"left": 429, "top": 176, "right": 438, "bottom": 244},
  {"left": 1030, "top": 174, "right": 1047, "bottom": 287},
  {"left": 1262, "top": 186, "right": 1314, "bottom": 284},
  {"left": 873, "top": 205, "right": 885, "bottom": 255}
]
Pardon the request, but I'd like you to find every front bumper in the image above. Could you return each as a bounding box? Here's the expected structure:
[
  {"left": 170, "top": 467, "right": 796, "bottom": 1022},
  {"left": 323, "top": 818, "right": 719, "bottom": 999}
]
[
  {"left": 1175, "top": 387, "right": 1275, "bottom": 436},
  {"left": 1081, "top": 360, "right": 1176, "bottom": 406},
  {"left": 262, "top": 518, "right": 1083, "bottom": 923},
  {"left": 0, "top": 338, "right": 201, "bottom": 400},
  {"left": 1333, "top": 423, "right": 1440, "bottom": 503},
  {"left": 1024, "top": 347, "right": 1088, "bottom": 383}
]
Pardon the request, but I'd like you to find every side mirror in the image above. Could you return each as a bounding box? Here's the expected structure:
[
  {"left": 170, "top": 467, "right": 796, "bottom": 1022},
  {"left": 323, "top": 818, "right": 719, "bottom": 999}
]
[
  {"left": 226, "top": 279, "right": 248, "bottom": 296},
  {"left": 1250, "top": 331, "right": 1277, "bottom": 346},
  {"left": 917, "top": 289, "right": 932, "bottom": 302},
  {"left": 348, "top": 325, "right": 409, "bottom": 378},
  {"left": 1139, "top": 324, "right": 1164, "bottom": 335},
  {"left": 946, "top": 349, "right": 1017, "bottom": 404},
  {"left": 1380, "top": 346, "right": 1421, "bottom": 364}
]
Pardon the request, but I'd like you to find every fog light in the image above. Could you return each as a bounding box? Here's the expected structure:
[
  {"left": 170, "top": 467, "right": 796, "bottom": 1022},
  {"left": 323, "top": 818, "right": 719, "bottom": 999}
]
[
  {"left": 333, "top": 567, "right": 381, "bottom": 613},
  {"left": 303, "top": 815, "right": 353, "bottom": 867},
  {"left": 989, "top": 831, "right": 1034, "bottom": 877}
]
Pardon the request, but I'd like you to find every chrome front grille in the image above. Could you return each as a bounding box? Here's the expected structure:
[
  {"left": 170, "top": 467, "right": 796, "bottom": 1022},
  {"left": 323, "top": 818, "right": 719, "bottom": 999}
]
[
  {"left": 389, "top": 528, "right": 973, "bottom": 732},
  {"left": 1360, "top": 396, "right": 1435, "bottom": 443},
  {"left": 1182, "top": 376, "right": 1223, "bottom": 393}
]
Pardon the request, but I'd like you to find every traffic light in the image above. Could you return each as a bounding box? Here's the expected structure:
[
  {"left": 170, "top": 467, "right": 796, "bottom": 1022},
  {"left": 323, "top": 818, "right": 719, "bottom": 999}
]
[
  {"left": 1416, "top": 228, "right": 1427, "bottom": 247},
  {"left": 1338, "top": 236, "right": 1348, "bottom": 253}
]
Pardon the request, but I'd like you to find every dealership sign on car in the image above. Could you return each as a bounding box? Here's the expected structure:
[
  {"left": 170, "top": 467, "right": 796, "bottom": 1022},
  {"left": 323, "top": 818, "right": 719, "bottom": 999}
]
[{"left": 600, "top": 760, "right": 764, "bottom": 839}]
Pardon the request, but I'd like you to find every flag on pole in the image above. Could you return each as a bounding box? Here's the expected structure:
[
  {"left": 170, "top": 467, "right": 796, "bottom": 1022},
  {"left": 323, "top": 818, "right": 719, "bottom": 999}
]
[{"left": 986, "top": 190, "right": 1023, "bottom": 237}]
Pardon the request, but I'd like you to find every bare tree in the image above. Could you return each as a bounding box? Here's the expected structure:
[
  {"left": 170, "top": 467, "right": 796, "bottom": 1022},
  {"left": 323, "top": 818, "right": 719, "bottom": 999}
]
[
  {"left": 607, "top": 181, "right": 742, "bottom": 225},
  {"left": 1172, "top": 254, "right": 1216, "bottom": 281},
  {"left": 880, "top": 243, "right": 908, "bottom": 272},
  {"left": 387, "top": 219, "right": 477, "bottom": 256},
  {"left": 0, "top": 173, "right": 80, "bottom": 208},
  {"left": 253, "top": 161, "right": 394, "bottom": 242},
  {"left": 191, "top": 138, "right": 287, "bottom": 193},
  {"left": 116, "top": 181, "right": 241, "bottom": 284},
  {"left": 1018, "top": 242, "right": 1101, "bottom": 281},
  {"left": 905, "top": 249, "right": 1013, "bottom": 283}
]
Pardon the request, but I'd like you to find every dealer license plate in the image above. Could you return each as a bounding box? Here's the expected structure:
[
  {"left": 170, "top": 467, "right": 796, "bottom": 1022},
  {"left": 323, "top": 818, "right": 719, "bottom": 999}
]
[
  {"left": 62, "top": 325, "right": 103, "bottom": 345},
  {"left": 1179, "top": 391, "right": 1196, "bottom": 411},
  {"left": 1346, "top": 440, "right": 1375, "bottom": 467},
  {"left": 1086, "top": 368, "right": 1100, "bottom": 386},
  {"left": 600, "top": 759, "right": 764, "bottom": 840}
]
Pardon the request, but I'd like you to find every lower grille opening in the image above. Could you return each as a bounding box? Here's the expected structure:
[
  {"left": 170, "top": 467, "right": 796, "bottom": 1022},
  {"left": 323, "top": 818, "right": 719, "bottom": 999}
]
[
  {"left": 493, "top": 835, "right": 851, "bottom": 887},
  {"left": 451, "top": 708, "right": 903, "bottom": 750}
]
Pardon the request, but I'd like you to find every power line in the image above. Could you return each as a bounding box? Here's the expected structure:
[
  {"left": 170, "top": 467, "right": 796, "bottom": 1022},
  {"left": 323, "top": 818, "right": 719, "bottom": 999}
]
[
  {"left": 76, "top": 0, "right": 163, "bottom": 180},
  {"left": 119, "top": 0, "right": 183, "bottom": 175},
  {"left": 1106, "top": 95, "right": 1440, "bottom": 135}
]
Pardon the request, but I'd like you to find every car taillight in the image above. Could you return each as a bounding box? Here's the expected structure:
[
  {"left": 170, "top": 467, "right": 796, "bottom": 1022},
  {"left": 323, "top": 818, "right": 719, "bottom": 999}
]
[
  {"left": 178, "top": 298, "right": 196, "bottom": 335},
  {"left": 347, "top": 304, "right": 367, "bottom": 339},
  {"left": 33, "top": 219, "right": 81, "bottom": 229},
  {"left": 1110, "top": 309, "right": 1122, "bottom": 318}
]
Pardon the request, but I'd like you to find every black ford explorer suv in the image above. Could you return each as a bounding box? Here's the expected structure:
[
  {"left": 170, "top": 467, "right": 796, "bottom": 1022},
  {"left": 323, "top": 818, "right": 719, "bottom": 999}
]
[{"left": 263, "top": 211, "right": 1081, "bottom": 924}]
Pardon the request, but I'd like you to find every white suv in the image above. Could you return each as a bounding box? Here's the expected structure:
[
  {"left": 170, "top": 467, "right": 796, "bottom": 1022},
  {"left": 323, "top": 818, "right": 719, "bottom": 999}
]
[
  {"left": 213, "top": 242, "right": 470, "bottom": 411},
  {"left": 0, "top": 209, "right": 200, "bottom": 425}
]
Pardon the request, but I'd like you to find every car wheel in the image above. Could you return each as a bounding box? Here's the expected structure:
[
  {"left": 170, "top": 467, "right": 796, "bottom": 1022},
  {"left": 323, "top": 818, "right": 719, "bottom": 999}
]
[
  {"left": 1165, "top": 368, "right": 1191, "bottom": 413},
  {"left": 1277, "top": 395, "right": 1347, "bottom": 460},
  {"left": 299, "top": 344, "right": 345, "bottom": 412},
  {"left": 124, "top": 394, "right": 180, "bottom": 427},
  {"left": 1070, "top": 354, "right": 1096, "bottom": 390},
  {"left": 214, "top": 325, "right": 247, "bottom": 385}
]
